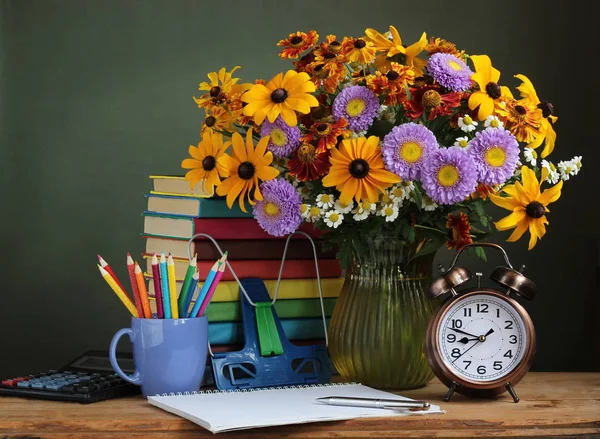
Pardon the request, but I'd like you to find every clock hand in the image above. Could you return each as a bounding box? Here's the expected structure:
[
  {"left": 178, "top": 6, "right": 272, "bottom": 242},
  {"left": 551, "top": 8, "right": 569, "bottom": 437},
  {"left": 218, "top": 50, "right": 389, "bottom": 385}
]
[
  {"left": 448, "top": 327, "right": 479, "bottom": 338},
  {"left": 452, "top": 339, "right": 481, "bottom": 363},
  {"left": 484, "top": 328, "right": 494, "bottom": 337},
  {"left": 458, "top": 337, "right": 478, "bottom": 344}
]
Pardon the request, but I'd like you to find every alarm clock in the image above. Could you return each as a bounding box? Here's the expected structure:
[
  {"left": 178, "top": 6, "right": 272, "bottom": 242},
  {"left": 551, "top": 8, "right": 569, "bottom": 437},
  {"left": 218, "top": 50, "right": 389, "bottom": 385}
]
[{"left": 425, "top": 243, "right": 536, "bottom": 403}]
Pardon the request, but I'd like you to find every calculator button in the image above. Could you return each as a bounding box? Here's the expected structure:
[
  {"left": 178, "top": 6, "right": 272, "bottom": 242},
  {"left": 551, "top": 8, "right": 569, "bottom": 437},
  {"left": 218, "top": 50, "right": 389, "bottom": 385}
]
[
  {"left": 16, "top": 381, "right": 31, "bottom": 388},
  {"left": 45, "top": 383, "right": 65, "bottom": 391},
  {"left": 64, "top": 375, "right": 77, "bottom": 380},
  {"left": 31, "top": 382, "right": 45, "bottom": 389},
  {"left": 62, "top": 384, "right": 75, "bottom": 393},
  {"left": 77, "top": 384, "right": 99, "bottom": 394}
]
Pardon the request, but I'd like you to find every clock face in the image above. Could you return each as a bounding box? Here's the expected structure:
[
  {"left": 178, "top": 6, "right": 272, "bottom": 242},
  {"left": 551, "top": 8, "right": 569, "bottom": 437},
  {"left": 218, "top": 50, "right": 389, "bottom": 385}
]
[{"left": 437, "top": 293, "right": 527, "bottom": 382}]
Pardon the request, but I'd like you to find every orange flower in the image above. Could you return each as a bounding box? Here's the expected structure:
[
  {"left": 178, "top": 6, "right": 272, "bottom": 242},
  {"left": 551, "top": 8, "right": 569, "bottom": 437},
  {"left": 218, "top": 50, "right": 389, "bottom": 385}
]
[
  {"left": 305, "top": 62, "right": 346, "bottom": 93},
  {"left": 470, "top": 183, "right": 497, "bottom": 200},
  {"left": 301, "top": 118, "right": 351, "bottom": 153},
  {"left": 495, "top": 93, "right": 542, "bottom": 143},
  {"left": 288, "top": 144, "right": 331, "bottom": 182},
  {"left": 366, "top": 62, "right": 415, "bottom": 105},
  {"left": 404, "top": 85, "right": 461, "bottom": 120},
  {"left": 277, "top": 30, "right": 319, "bottom": 59},
  {"left": 446, "top": 212, "right": 473, "bottom": 250},
  {"left": 200, "top": 106, "right": 236, "bottom": 135},
  {"left": 340, "top": 37, "right": 376, "bottom": 64},
  {"left": 425, "top": 37, "right": 465, "bottom": 60},
  {"left": 193, "top": 66, "right": 251, "bottom": 110}
]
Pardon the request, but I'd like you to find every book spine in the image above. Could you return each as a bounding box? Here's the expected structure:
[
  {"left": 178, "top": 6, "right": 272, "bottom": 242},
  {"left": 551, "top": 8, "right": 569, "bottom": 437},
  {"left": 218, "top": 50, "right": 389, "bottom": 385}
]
[
  {"left": 146, "top": 277, "right": 344, "bottom": 301},
  {"left": 191, "top": 218, "right": 325, "bottom": 240},
  {"left": 203, "top": 298, "right": 337, "bottom": 322},
  {"left": 192, "top": 239, "right": 337, "bottom": 260}
]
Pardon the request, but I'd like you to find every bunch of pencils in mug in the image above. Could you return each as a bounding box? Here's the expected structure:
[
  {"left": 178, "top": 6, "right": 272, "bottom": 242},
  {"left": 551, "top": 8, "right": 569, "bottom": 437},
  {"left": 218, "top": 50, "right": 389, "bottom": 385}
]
[{"left": 96, "top": 251, "right": 227, "bottom": 319}]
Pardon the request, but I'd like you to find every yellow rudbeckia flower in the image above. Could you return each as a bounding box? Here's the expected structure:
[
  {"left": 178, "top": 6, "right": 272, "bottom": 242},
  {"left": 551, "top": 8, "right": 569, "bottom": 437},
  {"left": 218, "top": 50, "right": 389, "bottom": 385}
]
[
  {"left": 322, "top": 136, "right": 401, "bottom": 205},
  {"left": 242, "top": 70, "right": 319, "bottom": 127},
  {"left": 514, "top": 74, "right": 558, "bottom": 158},
  {"left": 490, "top": 166, "right": 563, "bottom": 250},
  {"left": 181, "top": 131, "right": 231, "bottom": 195},
  {"left": 216, "top": 129, "right": 280, "bottom": 212},
  {"left": 468, "top": 55, "right": 507, "bottom": 120}
]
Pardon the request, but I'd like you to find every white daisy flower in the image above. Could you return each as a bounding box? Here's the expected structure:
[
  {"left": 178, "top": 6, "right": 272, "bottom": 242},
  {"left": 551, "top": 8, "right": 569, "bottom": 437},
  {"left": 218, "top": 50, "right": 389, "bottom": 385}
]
[
  {"left": 378, "top": 105, "right": 389, "bottom": 116},
  {"left": 454, "top": 136, "right": 470, "bottom": 149},
  {"left": 352, "top": 200, "right": 376, "bottom": 221},
  {"left": 334, "top": 199, "right": 354, "bottom": 214},
  {"left": 380, "top": 204, "right": 399, "bottom": 222},
  {"left": 421, "top": 196, "right": 438, "bottom": 211},
  {"left": 300, "top": 203, "right": 311, "bottom": 219},
  {"left": 458, "top": 115, "right": 478, "bottom": 133},
  {"left": 558, "top": 160, "right": 576, "bottom": 181},
  {"left": 379, "top": 190, "right": 393, "bottom": 205},
  {"left": 541, "top": 160, "right": 560, "bottom": 184},
  {"left": 484, "top": 115, "right": 504, "bottom": 129},
  {"left": 523, "top": 147, "right": 538, "bottom": 166},
  {"left": 324, "top": 210, "right": 344, "bottom": 228},
  {"left": 389, "top": 185, "right": 406, "bottom": 204},
  {"left": 571, "top": 156, "right": 582, "bottom": 175},
  {"left": 316, "top": 193, "right": 334, "bottom": 210},
  {"left": 306, "top": 206, "right": 322, "bottom": 223}
]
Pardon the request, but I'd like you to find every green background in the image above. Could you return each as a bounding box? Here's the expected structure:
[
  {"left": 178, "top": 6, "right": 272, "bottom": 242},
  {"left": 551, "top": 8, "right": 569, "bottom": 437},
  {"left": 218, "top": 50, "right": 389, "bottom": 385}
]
[{"left": 1, "top": 0, "right": 598, "bottom": 378}]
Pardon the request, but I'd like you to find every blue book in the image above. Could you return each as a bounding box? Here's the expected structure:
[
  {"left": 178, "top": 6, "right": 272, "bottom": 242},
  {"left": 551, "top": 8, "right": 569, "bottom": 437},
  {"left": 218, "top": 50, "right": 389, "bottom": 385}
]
[
  {"left": 208, "top": 318, "right": 331, "bottom": 345},
  {"left": 145, "top": 194, "right": 252, "bottom": 218}
]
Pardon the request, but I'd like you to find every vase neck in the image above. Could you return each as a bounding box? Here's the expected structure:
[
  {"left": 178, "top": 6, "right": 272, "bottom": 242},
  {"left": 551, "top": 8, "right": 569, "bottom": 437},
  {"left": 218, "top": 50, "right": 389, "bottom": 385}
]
[{"left": 349, "top": 236, "right": 434, "bottom": 279}]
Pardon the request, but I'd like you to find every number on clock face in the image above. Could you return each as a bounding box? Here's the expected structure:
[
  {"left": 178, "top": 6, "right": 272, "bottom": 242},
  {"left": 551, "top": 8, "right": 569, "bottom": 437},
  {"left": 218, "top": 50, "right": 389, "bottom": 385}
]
[{"left": 438, "top": 294, "right": 526, "bottom": 382}]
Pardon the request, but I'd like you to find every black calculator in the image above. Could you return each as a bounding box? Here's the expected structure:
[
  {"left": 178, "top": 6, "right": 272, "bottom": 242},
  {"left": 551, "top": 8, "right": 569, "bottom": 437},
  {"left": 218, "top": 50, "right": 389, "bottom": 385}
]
[{"left": 0, "top": 350, "right": 140, "bottom": 403}]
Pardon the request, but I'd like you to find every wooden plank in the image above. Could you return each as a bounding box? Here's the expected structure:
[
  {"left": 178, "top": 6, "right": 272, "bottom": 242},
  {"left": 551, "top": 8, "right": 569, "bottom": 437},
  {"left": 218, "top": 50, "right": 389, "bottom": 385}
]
[{"left": 0, "top": 373, "right": 599, "bottom": 438}]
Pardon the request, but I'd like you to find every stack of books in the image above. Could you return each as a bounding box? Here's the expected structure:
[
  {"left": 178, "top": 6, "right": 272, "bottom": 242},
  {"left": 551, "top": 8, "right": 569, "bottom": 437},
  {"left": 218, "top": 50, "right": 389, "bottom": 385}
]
[{"left": 141, "top": 175, "right": 343, "bottom": 349}]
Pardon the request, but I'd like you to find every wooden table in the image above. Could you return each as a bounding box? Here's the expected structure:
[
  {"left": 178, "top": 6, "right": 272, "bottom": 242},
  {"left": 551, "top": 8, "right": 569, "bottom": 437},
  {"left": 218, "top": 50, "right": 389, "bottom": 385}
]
[{"left": 0, "top": 373, "right": 598, "bottom": 438}]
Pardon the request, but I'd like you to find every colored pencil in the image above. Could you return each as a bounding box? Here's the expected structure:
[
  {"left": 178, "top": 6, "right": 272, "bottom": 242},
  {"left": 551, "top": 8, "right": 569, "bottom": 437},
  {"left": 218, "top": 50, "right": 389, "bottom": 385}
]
[
  {"left": 134, "top": 262, "right": 152, "bottom": 318},
  {"left": 126, "top": 253, "right": 144, "bottom": 318},
  {"left": 197, "top": 261, "right": 226, "bottom": 317},
  {"left": 160, "top": 252, "right": 171, "bottom": 318},
  {"left": 167, "top": 254, "right": 179, "bottom": 319},
  {"left": 97, "top": 255, "right": 128, "bottom": 295},
  {"left": 177, "top": 254, "right": 197, "bottom": 316},
  {"left": 182, "top": 271, "right": 199, "bottom": 318},
  {"left": 98, "top": 265, "right": 138, "bottom": 317},
  {"left": 151, "top": 253, "right": 164, "bottom": 319},
  {"left": 189, "top": 252, "right": 227, "bottom": 318},
  {"left": 188, "top": 260, "right": 219, "bottom": 318}
]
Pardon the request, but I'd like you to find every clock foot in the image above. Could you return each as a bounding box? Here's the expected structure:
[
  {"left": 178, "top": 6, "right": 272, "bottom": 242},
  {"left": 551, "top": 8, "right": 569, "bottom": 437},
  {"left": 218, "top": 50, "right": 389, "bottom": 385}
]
[
  {"left": 444, "top": 382, "right": 457, "bottom": 402},
  {"left": 505, "top": 382, "right": 519, "bottom": 403}
]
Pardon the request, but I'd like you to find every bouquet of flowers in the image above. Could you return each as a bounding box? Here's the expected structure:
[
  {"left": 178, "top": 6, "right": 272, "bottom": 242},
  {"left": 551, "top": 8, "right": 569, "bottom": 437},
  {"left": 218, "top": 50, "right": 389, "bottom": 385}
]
[{"left": 182, "top": 26, "right": 582, "bottom": 267}]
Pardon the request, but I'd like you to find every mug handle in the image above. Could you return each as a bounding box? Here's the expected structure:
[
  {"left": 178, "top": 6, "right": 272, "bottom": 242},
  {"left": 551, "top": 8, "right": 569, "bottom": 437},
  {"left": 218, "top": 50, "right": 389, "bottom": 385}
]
[{"left": 109, "top": 328, "right": 141, "bottom": 385}]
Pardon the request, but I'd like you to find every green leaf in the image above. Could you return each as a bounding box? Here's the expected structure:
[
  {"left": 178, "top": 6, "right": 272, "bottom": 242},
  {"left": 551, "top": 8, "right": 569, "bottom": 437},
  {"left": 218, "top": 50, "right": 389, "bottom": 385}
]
[
  {"left": 474, "top": 246, "right": 487, "bottom": 262},
  {"left": 411, "top": 186, "right": 423, "bottom": 210}
]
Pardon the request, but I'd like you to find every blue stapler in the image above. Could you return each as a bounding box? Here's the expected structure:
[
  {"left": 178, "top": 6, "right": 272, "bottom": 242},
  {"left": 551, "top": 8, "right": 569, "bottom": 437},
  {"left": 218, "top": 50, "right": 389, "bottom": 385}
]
[{"left": 210, "top": 278, "right": 332, "bottom": 390}]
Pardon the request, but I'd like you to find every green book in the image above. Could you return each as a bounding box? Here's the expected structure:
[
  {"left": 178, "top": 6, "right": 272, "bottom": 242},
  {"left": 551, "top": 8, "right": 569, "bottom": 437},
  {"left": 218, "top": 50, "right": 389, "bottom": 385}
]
[{"left": 204, "top": 298, "right": 337, "bottom": 322}]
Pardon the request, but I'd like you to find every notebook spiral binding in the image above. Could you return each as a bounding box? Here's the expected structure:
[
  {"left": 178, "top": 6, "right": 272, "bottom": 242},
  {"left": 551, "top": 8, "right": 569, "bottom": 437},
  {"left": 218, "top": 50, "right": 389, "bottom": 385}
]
[{"left": 156, "top": 382, "right": 358, "bottom": 397}]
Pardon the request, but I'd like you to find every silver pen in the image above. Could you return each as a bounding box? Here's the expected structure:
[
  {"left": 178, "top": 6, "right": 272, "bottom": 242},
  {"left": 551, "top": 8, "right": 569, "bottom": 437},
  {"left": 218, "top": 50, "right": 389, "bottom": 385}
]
[{"left": 316, "top": 396, "right": 430, "bottom": 411}]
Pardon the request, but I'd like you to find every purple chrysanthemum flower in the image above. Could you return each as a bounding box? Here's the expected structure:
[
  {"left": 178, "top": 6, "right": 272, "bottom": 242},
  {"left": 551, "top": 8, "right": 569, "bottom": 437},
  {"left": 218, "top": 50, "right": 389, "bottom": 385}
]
[
  {"left": 253, "top": 179, "right": 302, "bottom": 237},
  {"left": 332, "top": 85, "right": 379, "bottom": 132},
  {"left": 427, "top": 53, "right": 473, "bottom": 92},
  {"left": 382, "top": 123, "right": 438, "bottom": 180},
  {"left": 421, "top": 147, "right": 478, "bottom": 205},
  {"left": 468, "top": 128, "right": 519, "bottom": 185},
  {"left": 260, "top": 116, "right": 301, "bottom": 158}
]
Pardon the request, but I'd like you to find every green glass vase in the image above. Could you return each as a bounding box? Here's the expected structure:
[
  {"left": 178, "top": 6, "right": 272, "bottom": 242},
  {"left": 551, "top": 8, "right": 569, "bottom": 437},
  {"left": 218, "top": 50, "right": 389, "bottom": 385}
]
[{"left": 328, "top": 235, "right": 436, "bottom": 389}]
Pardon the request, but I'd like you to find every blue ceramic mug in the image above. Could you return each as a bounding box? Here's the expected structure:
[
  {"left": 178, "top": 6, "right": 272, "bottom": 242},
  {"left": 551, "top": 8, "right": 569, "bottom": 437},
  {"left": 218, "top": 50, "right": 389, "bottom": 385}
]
[{"left": 109, "top": 317, "right": 208, "bottom": 397}]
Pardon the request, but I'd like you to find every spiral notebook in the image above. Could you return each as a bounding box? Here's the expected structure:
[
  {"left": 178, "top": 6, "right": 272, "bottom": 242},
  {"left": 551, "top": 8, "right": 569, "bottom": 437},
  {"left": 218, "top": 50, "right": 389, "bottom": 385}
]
[{"left": 147, "top": 383, "right": 443, "bottom": 433}]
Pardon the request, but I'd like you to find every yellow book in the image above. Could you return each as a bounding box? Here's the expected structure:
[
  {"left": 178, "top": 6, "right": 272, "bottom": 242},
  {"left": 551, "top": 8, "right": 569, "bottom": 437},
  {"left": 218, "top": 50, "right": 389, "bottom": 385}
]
[
  {"left": 146, "top": 276, "right": 343, "bottom": 302},
  {"left": 149, "top": 175, "right": 213, "bottom": 198}
]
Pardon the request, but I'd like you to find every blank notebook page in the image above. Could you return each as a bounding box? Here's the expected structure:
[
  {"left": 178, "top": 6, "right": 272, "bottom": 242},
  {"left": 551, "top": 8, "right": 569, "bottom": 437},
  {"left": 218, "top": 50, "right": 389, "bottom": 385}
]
[{"left": 148, "top": 383, "right": 443, "bottom": 433}]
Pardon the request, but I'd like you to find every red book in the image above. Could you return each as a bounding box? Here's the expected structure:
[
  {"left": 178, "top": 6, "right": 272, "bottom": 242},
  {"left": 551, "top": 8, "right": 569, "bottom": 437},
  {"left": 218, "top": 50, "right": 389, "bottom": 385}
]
[
  {"left": 143, "top": 255, "right": 342, "bottom": 280},
  {"left": 143, "top": 215, "right": 327, "bottom": 240},
  {"left": 143, "top": 236, "right": 338, "bottom": 261}
]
